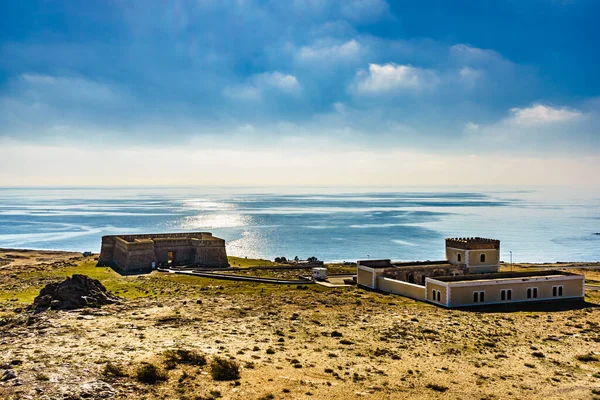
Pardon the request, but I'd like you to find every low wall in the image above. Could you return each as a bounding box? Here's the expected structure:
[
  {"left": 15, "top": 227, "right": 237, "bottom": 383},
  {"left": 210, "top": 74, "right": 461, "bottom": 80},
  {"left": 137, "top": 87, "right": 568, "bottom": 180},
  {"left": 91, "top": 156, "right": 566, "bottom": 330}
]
[{"left": 377, "top": 277, "right": 425, "bottom": 300}]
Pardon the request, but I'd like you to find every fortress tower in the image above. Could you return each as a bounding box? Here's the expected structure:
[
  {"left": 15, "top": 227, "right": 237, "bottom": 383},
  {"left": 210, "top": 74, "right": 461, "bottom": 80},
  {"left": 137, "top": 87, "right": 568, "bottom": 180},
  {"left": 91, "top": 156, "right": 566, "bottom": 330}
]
[{"left": 445, "top": 237, "right": 500, "bottom": 273}]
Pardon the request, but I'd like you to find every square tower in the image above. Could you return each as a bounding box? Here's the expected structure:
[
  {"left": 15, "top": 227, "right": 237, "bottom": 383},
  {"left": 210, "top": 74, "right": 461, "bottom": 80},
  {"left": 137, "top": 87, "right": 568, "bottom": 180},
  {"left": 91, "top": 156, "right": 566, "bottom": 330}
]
[{"left": 445, "top": 237, "right": 500, "bottom": 274}]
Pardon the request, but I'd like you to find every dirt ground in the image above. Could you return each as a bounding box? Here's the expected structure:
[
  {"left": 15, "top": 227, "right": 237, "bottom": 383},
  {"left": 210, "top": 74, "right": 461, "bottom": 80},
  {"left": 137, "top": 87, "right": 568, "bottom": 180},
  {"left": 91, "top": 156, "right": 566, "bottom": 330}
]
[{"left": 1, "top": 249, "right": 600, "bottom": 400}]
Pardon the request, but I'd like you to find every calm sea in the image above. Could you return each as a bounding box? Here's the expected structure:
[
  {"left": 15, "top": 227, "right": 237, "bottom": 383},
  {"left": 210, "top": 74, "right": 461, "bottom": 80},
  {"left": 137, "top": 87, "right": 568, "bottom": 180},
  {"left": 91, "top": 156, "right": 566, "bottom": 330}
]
[{"left": 0, "top": 186, "right": 598, "bottom": 263}]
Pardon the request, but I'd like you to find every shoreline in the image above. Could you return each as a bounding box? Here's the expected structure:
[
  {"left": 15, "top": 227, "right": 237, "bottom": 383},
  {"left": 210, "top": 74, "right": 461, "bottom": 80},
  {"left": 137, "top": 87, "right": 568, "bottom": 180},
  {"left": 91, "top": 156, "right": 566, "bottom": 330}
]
[{"left": 1, "top": 247, "right": 599, "bottom": 266}]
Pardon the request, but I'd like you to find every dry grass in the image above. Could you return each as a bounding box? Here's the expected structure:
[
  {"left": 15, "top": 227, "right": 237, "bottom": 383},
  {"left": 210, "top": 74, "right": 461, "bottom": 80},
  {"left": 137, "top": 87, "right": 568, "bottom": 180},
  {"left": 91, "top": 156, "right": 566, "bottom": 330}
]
[{"left": 0, "top": 250, "right": 599, "bottom": 399}]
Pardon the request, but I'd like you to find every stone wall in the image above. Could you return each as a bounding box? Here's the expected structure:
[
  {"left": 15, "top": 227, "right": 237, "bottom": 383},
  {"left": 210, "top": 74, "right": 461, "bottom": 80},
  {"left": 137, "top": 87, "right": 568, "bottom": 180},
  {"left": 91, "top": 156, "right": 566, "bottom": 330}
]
[
  {"left": 383, "top": 264, "right": 468, "bottom": 286},
  {"left": 99, "top": 232, "right": 228, "bottom": 272}
]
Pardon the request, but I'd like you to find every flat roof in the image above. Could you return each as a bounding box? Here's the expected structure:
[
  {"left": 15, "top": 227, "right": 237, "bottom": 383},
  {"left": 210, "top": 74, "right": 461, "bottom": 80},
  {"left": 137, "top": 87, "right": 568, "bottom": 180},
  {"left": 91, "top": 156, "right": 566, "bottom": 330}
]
[
  {"left": 358, "top": 260, "right": 450, "bottom": 269},
  {"left": 430, "top": 270, "right": 580, "bottom": 283}
]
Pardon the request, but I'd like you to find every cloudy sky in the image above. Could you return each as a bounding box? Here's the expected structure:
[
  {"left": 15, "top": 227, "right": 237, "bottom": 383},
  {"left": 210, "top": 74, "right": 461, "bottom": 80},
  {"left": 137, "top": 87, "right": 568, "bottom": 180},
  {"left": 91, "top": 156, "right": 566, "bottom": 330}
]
[{"left": 1, "top": 0, "right": 599, "bottom": 186}]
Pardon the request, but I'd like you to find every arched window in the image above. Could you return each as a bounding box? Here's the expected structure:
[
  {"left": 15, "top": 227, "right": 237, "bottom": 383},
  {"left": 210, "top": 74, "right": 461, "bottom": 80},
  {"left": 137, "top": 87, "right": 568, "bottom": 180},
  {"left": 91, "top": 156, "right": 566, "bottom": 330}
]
[
  {"left": 457, "top": 253, "right": 462, "bottom": 262},
  {"left": 480, "top": 253, "right": 486, "bottom": 263}
]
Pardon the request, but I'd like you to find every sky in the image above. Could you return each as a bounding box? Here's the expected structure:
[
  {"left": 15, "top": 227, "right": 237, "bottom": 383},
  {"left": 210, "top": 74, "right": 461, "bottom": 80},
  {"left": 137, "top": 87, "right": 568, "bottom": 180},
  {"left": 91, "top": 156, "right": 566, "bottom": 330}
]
[{"left": 0, "top": 0, "right": 599, "bottom": 186}]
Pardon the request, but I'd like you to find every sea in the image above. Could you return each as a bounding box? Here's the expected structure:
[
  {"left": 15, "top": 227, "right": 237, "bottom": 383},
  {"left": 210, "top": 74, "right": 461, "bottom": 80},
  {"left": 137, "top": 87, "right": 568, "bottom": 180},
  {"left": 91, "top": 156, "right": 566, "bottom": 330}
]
[{"left": 0, "top": 186, "right": 598, "bottom": 263}]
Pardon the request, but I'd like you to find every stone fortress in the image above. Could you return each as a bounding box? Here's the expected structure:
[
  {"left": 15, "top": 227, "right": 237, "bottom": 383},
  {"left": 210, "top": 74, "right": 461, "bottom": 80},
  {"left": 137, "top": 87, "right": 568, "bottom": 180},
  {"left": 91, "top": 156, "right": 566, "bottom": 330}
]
[
  {"left": 357, "top": 237, "right": 585, "bottom": 308},
  {"left": 99, "top": 232, "right": 228, "bottom": 273},
  {"left": 357, "top": 237, "right": 501, "bottom": 287}
]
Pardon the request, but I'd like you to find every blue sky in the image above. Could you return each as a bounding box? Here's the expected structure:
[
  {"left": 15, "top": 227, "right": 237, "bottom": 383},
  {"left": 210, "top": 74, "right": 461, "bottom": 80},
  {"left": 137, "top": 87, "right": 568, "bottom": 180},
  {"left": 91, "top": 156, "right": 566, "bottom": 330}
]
[{"left": 0, "top": 0, "right": 598, "bottom": 186}]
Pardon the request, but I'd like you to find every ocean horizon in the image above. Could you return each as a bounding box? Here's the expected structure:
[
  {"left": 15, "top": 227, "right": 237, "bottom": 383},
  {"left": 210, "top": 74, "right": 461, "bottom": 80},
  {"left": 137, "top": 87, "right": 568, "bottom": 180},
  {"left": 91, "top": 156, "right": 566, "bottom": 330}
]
[{"left": 0, "top": 185, "right": 598, "bottom": 263}]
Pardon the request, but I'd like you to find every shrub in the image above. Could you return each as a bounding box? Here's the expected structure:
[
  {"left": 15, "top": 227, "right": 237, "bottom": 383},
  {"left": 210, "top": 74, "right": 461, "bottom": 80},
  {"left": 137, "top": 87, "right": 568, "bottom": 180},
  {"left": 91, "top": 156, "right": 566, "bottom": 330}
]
[
  {"left": 339, "top": 339, "right": 354, "bottom": 345},
  {"left": 135, "top": 362, "right": 167, "bottom": 384},
  {"left": 577, "top": 354, "right": 599, "bottom": 362},
  {"left": 35, "top": 373, "right": 50, "bottom": 381},
  {"left": 163, "top": 349, "right": 206, "bottom": 369},
  {"left": 331, "top": 331, "right": 343, "bottom": 337},
  {"left": 426, "top": 383, "right": 448, "bottom": 393},
  {"left": 210, "top": 357, "right": 240, "bottom": 381},
  {"left": 103, "top": 362, "right": 127, "bottom": 378},
  {"left": 532, "top": 352, "right": 545, "bottom": 358},
  {"left": 266, "top": 348, "right": 276, "bottom": 355}
]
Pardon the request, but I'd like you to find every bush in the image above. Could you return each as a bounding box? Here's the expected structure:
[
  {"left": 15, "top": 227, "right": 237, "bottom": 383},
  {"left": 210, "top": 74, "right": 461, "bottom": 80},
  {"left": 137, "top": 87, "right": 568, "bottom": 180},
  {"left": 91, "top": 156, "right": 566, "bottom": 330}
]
[
  {"left": 532, "top": 352, "right": 545, "bottom": 358},
  {"left": 135, "top": 363, "right": 167, "bottom": 384},
  {"left": 330, "top": 331, "right": 343, "bottom": 337},
  {"left": 577, "top": 354, "right": 599, "bottom": 362},
  {"left": 163, "top": 349, "right": 206, "bottom": 369},
  {"left": 426, "top": 383, "right": 448, "bottom": 393},
  {"left": 266, "top": 348, "right": 276, "bottom": 355},
  {"left": 210, "top": 357, "right": 240, "bottom": 381},
  {"left": 103, "top": 362, "right": 127, "bottom": 378}
]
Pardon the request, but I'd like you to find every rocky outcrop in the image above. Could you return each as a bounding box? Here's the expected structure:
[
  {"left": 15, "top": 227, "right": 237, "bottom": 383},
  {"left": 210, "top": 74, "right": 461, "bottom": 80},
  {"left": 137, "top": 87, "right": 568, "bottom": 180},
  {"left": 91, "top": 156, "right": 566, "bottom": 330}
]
[{"left": 33, "top": 274, "right": 120, "bottom": 310}]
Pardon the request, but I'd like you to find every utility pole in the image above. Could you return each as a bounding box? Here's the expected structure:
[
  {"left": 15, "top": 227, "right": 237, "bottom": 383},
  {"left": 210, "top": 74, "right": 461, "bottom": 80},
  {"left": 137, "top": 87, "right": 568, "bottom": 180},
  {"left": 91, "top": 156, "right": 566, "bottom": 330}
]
[{"left": 510, "top": 251, "right": 513, "bottom": 272}]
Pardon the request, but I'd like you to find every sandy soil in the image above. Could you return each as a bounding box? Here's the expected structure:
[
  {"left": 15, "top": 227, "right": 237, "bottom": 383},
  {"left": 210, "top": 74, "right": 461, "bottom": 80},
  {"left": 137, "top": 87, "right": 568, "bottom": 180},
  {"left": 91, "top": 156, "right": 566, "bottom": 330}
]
[{"left": 1, "top": 250, "right": 599, "bottom": 400}]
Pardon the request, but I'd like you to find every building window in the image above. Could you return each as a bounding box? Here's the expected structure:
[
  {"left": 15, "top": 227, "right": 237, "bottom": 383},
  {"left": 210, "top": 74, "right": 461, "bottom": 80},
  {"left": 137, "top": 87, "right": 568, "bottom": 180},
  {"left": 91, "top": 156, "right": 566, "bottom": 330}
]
[
  {"left": 473, "top": 291, "right": 485, "bottom": 303},
  {"left": 480, "top": 253, "right": 486, "bottom": 263},
  {"left": 432, "top": 289, "right": 442, "bottom": 302},
  {"left": 527, "top": 287, "right": 538, "bottom": 299},
  {"left": 437, "top": 290, "right": 441, "bottom": 302},
  {"left": 501, "top": 289, "right": 513, "bottom": 301},
  {"left": 552, "top": 285, "right": 564, "bottom": 297},
  {"left": 457, "top": 253, "right": 462, "bottom": 262}
]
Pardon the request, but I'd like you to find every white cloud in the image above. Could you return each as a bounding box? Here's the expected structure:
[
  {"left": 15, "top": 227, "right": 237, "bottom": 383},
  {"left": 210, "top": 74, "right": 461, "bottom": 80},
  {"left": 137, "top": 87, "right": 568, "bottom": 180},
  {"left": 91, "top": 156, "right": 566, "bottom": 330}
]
[
  {"left": 458, "top": 67, "right": 482, "bottom": 88},
  {"left": 298, "top": 39, "right": 362, "bottom": 62},
  {"left": 223, "top": 71, "right": 302, "bottom": 100},
  {"left": 18, "top": 73, "right": 125, "bottom": 103},
  {"left": 351, "top": 63, "right": 439, "bottom": 94},
  {"left": 509, "top": 104, "right": 583, "bottom": 126},
  {"left": 450, "top": 44, "right": 503, "bottom": 64},
  {"left": 222, "top": 85, "right": 261, "bottom": 100},
  {"left": 255, "top": 71, "right": 302, "bottom": 93},
  {"left": 464, "top": 122, "right": 481, "bottom": 132}
]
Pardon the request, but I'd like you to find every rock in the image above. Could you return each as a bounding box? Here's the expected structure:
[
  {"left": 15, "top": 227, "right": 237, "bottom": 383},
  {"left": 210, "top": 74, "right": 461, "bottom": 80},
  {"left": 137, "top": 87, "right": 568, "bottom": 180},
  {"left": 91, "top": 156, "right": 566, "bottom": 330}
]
[
  {"left": 35, "top": 295, "right": 53, "bottom": 308},
  {"left": 1, "top": 369, "right": 17, "bottom": 381},
  {"left": 33, "top": 275, "right": 121, "bottom": 311}
]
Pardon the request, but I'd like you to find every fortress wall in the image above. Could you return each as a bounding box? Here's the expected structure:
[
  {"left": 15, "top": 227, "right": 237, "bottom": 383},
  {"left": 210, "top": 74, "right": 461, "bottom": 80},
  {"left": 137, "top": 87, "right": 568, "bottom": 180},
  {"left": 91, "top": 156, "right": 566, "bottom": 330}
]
[
  {"left": 195, "top": 246, "right": 228, "bottom": 267},
  {"left": 154, "top": 244, "right": 196, "bottom": 265},
  {"left": 377, "top": 277, "right": 425, "bottom": 300},
  {"left": 113, "top": 232, "right": 214, "bottom": 243},
  {"left": 113, "top": 244, "right": 129, "bottom": 269},
  {"left": 383, "top": 265, "right": 467, "bottom": 285},
  {"left": 99, "top": 236, "right": 116, "bottom": 263},
  {"left": 99, "top": 232, "right": 228, "bottom": 271}
]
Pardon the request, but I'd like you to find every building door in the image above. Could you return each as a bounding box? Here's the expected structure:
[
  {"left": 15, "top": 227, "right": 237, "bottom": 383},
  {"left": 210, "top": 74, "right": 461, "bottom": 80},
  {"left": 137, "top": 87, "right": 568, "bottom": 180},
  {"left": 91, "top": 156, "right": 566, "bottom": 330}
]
[{"left": 168, "top": 251, "right": 176, "bottom": 265}]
